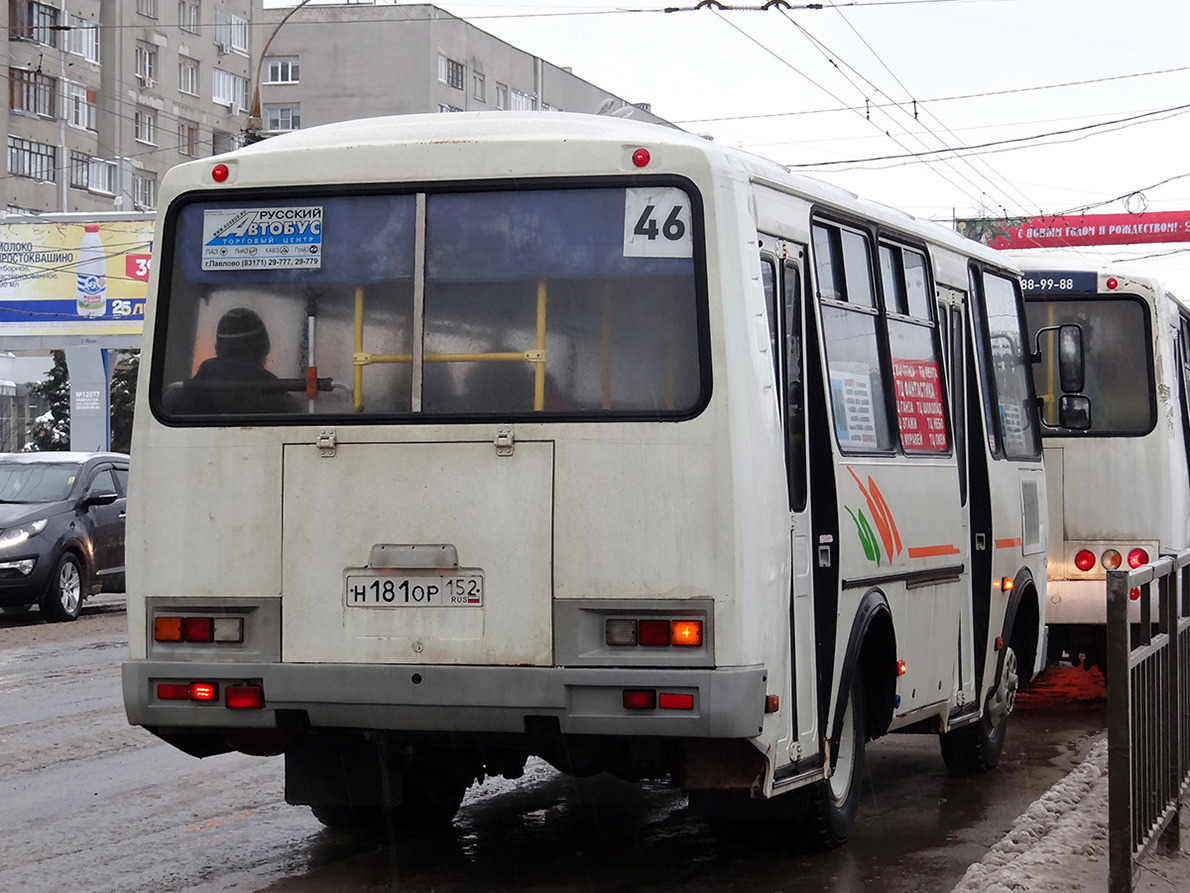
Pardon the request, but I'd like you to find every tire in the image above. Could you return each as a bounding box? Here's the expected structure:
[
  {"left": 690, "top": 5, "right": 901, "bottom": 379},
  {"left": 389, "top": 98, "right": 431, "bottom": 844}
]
[
  {"left": 802, "top": 678, "right": 865, "bottom": 850},
  {"left": 940, "top": 646, "right": 1018, "bottom": 774},
  {"left": 309, "top": 758, "right": 468, "bottom": 839},
  {"left": 39, "top": 553, "right": 84, "bottom": 622},
  {"left": 387, "top": 758, "right": 468, "bottom": 835}
]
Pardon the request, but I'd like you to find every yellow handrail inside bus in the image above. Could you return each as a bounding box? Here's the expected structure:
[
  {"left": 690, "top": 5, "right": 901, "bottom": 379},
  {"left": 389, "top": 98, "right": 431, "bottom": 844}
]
[{"left": 351, "top": 279, "right": 549, "bottom": 411}]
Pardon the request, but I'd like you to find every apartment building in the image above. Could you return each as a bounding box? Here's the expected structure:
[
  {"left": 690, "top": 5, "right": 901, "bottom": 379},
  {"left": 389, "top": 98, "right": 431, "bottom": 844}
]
[
  {"left": 5, "top": 1, "right": 665, "bottom": 216},
  {"left": 5, "top": 0, "right": 254, "bottom": 215},
  {"left": 249, "top": 2, "right": 668, "bottom": 139}
]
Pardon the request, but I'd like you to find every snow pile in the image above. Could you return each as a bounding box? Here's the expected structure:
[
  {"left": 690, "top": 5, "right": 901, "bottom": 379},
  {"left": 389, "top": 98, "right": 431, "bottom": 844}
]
[{"left": 951, "top": 738, "right": 1109, "bottom": 892}]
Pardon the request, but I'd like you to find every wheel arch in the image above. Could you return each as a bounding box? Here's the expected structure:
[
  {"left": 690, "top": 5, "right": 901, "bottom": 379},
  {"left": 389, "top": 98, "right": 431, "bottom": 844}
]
[
  {"left": 833, "top": 588, "right": 897, "bottom": 746},
  {"left": 1001, "top": 568, "right": 1041, "bottom": 685}
]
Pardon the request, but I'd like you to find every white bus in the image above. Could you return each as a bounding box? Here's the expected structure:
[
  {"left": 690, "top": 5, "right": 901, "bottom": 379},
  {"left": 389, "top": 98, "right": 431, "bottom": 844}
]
[
  {"left": 122, "top": 113, "right": 1059, "bottom": 847},
  {"left": 1014, "top": 255, "right": 1190, "bottom": 673}
]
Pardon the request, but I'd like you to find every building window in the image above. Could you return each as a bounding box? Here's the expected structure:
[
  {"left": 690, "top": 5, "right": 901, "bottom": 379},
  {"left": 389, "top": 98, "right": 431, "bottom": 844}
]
[
  {"left": 473, "top": 71, "right": 486, "bottom": 103},
  {"left": 213, "top": 10, "right": 248, "bottom": 54},
  {"left": 69, "top": 151, "right": 116, "bottom": 194},
  {"left": 133, "top": 173, "right": 157, "bottom": 210},
  {"left": 134, "top": 108, "right": 157, "bottom": 144},
  {"left": 9, "top": 1, "right": 59, "bottom": 46},
  {"left": 177, "top": 0, "right": 198, "bottom": 33},
  {"left": 510, "top": 89, "right": 532, "bottom": 111},
  {"left": 69, "top": 151, "right": 91, "bottom": 189},
  {"left": 67, "top": 15, "right": 100, "bottom": 62},
  {"left": 437, "top": 103, "right": 463, "bottom": 113},
  {"left": 437, "top": 54, "right": 464, "bottom": 90},
  {"left": 9, "top": 68, "right": 56, "bottom": 117},
  {"left": 7, "top": 136, "right": 56, "bottom": 182},
  {"left": 136, "top": 0, "right": 157, "bottom": 18},
  {"left": 178, "top": 57, "right": 199, "bottom": 95},
  {"left": 177, "top": 120, "right": 199, "bottom": 155},
  {"left": 135, "top": 43, "right": 157, "bottom": 87},
  {"left": 64, "top": 81, "right": 97, "bottom": 130},
  {"left": 495, "top": 82, "right": 508, "bottom": 110},
  {"left": 212, "top": 68, "right": 248, "bottom": 111},
  {"left": 90, "top": 157, "right": 116, "bottom": 194},
  {"left": 266, "top": 58, "right": 299, "bottom": 83},
  {"left": 266, "top": 105, "right": 300, "bottom": 131}
]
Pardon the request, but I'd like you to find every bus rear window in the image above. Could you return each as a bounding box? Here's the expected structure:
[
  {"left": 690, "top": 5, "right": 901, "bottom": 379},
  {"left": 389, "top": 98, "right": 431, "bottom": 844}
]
[
  {"left": 153, "top": 186, "right": 706, "bottom": 422},
  {"left": 1025, "top": 296, "right": 1154, "bottom": 435}
]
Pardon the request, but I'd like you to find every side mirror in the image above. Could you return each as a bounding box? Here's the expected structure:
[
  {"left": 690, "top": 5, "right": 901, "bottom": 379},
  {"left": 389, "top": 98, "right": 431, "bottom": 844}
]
[
  {"left": 82, "top": 489, "right": 119, "bottom": 508},
  {"left": 1057, "top": 324, "right": 1085, "bottom": 393},
  {"left": 1058, "top": 394, "right": 1092, "bottom": 431}
]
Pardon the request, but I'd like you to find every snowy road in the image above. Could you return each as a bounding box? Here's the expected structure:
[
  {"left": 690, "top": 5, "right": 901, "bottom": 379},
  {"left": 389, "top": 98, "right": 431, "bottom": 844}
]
[{"left": 0, "top": 600, "right": 1107, "bottom": 892}]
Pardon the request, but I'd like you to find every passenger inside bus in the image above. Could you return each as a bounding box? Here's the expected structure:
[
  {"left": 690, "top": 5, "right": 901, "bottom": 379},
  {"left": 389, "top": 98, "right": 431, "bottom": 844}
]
[{"left": 166, "top": 307, "right": 301, "bottom": 415}]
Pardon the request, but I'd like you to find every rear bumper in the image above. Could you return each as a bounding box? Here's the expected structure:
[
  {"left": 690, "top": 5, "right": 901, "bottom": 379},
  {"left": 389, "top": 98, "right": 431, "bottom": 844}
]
[
  {"left": 122, "top": 660, "right": 768, "bottom": 739},
  {"left": 1046, "top": 579, "right": 1145, "bottom": 625}
]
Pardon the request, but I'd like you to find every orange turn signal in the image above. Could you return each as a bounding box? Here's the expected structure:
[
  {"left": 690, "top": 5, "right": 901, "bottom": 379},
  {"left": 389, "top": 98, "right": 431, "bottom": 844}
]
[{"left": 670, "top": 620, "right": 703, "bottom": 647}]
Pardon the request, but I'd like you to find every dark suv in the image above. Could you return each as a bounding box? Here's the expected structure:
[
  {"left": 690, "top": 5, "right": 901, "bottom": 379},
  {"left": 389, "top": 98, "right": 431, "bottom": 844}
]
[{"left": 0, "top": 452, "right": 129, "bottom": 621}]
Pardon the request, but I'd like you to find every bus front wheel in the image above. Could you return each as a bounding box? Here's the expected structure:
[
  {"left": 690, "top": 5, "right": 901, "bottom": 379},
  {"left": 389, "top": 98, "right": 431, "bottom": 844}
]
[{"left": 802, "top": 678, "right": 865, "bottom": 850}]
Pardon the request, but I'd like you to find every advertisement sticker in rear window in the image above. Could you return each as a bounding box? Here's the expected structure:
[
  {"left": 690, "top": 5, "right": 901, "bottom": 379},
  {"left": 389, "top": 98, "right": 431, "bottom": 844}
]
[{"left": 201, "top": 206, "right": 323, "bottom": 271}]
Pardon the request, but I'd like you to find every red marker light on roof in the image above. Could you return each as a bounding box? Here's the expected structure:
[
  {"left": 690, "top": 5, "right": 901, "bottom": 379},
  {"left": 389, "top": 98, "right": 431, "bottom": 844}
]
[
  {"left": 1106, "top": 277, "right": 1118, "bottom": 290},
  {"left": 211, "top": 163, "right": 230, "bottom": 182},
  {"left": 632, "top": 148, "right": 651, "bottom": 168}
]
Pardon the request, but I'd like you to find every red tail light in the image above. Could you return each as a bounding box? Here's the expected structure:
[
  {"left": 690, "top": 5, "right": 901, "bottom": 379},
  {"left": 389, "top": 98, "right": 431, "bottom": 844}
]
[
  {"left": 1074, "top": 550, "right": 1096, "bottom": 572},
  {"left": 225, "top": 684, "right": 264, "bottom": 709},
  {"left": 638, "top": 620, "right": 670, "bottom": 647},
  {"left": 1128, "top": 549, "right": 1149, "bottom": 569},
  {"left": 188, "top": 682, "right": 218, "bottom": 701},
  {"left": 623, "top": 689, "right": 656, "bottom": 710},
  {"left": 182, "top": 616, "right": 214, "bottom": 642},
  {"left": 658, "top": 692, "right": 694, "bottom": 710}
]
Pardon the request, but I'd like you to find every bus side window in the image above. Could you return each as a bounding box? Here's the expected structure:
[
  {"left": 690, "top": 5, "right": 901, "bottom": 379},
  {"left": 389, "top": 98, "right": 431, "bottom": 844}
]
[
  {"left": 1179, "top": 319, "right": 1190, "bottom": 469},
  {"left": 881, "top": 243, "right": 948, "bottom": 454},
  {"left": 812, "top": 222, "right": 894, "bottom": 453},
  {"left": 783, "top": 262, "right": 807, "bottom": 511},
  {"left": 760, "top": 255, "right": 780, "bottom": 387}
]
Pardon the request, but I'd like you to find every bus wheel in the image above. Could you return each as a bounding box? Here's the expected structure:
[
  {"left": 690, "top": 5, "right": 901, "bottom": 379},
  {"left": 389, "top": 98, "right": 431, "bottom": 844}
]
[
  {"left": 802, "top": 679, "right": 865, "bottom": 850},
  {"left": 311, "top": 762, "right": 468, "bottom": 838},
  {"left": 386, "top": 759, "right": 469, "bottom": 835},
  {"left": 940, "top": 646, "right": 1018, "bottom": 774}
]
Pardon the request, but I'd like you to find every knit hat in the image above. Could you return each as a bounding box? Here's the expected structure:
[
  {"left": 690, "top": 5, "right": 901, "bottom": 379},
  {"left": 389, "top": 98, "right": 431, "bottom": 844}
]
[{"left": 215, "top": 307, "right": 270, "bottom": 361}]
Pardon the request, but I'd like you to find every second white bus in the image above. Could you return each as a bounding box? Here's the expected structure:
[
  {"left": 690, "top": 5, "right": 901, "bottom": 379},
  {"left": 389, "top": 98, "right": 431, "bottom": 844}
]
[{"left": 1015, "top": 254, "right": 1190, "bottom": 673}]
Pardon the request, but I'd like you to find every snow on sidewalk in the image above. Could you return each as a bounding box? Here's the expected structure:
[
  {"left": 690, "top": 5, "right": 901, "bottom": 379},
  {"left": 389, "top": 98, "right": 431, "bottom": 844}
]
[{"left": 951, "top": 736, "right": 1190, "bottom": 892}]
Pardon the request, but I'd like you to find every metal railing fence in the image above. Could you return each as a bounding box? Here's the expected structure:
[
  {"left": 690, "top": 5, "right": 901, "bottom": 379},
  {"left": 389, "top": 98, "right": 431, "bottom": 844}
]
[{"left": 1107, "top": 547, "right": 1190, "bottom": 892}]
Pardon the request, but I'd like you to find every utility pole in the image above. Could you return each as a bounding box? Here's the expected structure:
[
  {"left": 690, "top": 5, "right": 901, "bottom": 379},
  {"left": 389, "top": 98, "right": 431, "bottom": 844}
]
[{"left": 244, "top": 0, "right": 315, "bottom": 143}]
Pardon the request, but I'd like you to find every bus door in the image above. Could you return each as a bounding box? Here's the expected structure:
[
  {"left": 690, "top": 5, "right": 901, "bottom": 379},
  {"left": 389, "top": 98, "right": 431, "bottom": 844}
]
[
  {"left": 810, "top": 220, "right": 965, "bottom": 730},
  {"left": 760, "top": 240, "right": 817, "bottom": 762},
  {"left": 937, "top": 285, "right": 977, "bottom": 710}
]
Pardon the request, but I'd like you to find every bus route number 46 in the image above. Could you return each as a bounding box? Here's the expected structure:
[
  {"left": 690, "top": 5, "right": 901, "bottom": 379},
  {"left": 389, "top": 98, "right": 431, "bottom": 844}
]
[{"left": 624, "top": 187, "right": 693, "bottom": 259}]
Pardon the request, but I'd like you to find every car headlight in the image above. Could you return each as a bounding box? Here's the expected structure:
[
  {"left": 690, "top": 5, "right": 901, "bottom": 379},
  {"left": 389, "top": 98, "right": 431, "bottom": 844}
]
[{"left": 0, "top": 519, "right": 48, "bottom": 550}]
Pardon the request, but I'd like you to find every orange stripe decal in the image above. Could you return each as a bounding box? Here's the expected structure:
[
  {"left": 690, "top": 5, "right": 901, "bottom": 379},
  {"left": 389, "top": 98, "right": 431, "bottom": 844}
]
[
  {"left": 907, "top": 544, "right": 962, "bottom": 558},
  {"left": 995, "top": 537, "right": 1022, "bottom": 549}
]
